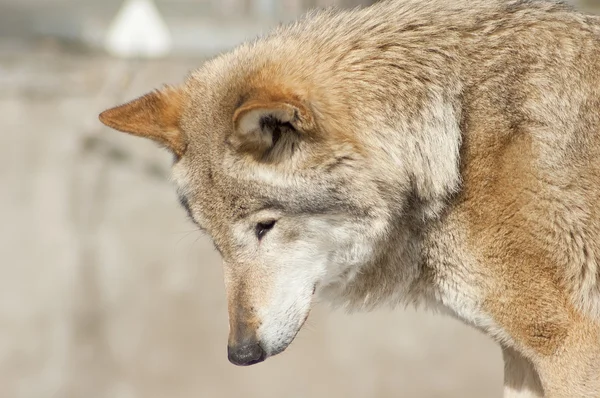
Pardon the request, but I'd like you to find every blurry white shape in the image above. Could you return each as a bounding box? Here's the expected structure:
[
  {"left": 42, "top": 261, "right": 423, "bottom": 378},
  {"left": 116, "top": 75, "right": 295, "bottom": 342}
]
[{"left": 104, "top": 0, "right": 172, "bottom": 58}]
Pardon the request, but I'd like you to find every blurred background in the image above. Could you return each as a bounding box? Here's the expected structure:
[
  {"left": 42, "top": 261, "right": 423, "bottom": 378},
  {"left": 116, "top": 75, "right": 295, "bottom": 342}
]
[{"left": 1, "top": 0, "right": 599, "bottom": 397}]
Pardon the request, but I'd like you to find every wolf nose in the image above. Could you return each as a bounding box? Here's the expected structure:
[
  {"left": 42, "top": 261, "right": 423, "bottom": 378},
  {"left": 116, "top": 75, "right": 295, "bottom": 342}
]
[{"left": 227, "top": 342, "right": 266, "bottom": 366}]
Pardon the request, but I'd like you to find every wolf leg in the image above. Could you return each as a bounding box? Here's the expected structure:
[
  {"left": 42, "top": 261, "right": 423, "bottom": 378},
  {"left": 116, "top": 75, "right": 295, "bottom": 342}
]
[{"left": 502, "top": 347, "right": 544, "bottom": 398}]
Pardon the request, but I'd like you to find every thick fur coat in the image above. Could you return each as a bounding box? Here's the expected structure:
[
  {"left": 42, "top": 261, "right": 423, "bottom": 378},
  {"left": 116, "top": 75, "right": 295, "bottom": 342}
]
[{"left": 100, "top": 0, "right": 600, "bottom": 396}]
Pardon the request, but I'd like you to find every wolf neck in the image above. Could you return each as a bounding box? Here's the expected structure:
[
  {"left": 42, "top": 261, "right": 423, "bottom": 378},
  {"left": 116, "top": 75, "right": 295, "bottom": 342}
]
[
  {"left": 330, "top": 197, "right": 489, "bottom": 329},
  {"left": 314, "top": 64, "right": 479, "bottom": 321},
  {"left": 319, "top": 77, "right": 493, "bottom": 328}
]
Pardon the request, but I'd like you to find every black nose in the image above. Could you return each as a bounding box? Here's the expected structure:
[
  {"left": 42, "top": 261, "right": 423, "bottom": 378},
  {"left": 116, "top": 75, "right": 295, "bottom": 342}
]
[{"left": 227, "top": 342, "right": 266, "bottom": 366}]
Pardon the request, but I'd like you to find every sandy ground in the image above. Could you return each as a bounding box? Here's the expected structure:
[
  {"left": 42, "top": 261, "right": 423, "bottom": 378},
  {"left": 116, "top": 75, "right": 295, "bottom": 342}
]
[{"left": 0, "top": 40, "right": 505, "bottom": 398}]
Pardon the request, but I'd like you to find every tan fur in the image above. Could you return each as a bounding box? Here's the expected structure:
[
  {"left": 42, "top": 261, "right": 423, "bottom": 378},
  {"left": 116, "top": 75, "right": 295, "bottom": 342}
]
[
  {"left": 100, "top": 0, "right": 600, "bottom": 395},
  {"left": 99, "top": 86, "right": 187, "bottom": 156},
  {"left": 223, "top": 261, "right": 267, "bottom": 347}
]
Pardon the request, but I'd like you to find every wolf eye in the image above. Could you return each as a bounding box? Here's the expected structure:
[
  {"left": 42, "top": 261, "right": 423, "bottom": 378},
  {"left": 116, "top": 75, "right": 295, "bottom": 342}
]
[{"left": 256, "top": 220, "right": 276, "bottom": 240}]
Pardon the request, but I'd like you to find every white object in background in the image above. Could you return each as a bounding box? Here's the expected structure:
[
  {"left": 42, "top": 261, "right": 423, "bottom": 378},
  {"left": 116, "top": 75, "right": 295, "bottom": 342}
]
[{"left": 104, "top": 0, "right": 172, "bottom": 58}]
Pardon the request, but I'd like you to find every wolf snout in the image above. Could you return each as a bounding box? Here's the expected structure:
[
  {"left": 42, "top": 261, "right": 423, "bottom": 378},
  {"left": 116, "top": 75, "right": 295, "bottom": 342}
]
[{"left": 227, "top": 341, "right": 266, "bottom": 366}]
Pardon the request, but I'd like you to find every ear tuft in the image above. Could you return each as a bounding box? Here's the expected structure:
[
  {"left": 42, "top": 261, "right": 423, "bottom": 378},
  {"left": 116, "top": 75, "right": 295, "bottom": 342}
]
[
  {"left": 231, "top": 99, "right": 315, "bottom": 157},
  {"left": 99, "top": 85, "right": 187, "bottom": 156}
]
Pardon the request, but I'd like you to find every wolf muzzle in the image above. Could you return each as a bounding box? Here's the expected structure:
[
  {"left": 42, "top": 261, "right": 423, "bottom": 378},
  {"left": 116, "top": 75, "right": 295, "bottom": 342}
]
[{"left": 227, "top": 307, "right": 266, "bottom": 366}]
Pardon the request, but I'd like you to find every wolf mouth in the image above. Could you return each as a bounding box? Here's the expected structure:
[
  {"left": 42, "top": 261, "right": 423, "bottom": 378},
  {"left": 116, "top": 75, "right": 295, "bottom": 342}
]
[
  {"left": 267, "top": 308, "right": 313, "bottom": 359},
  {"left": 261, "top": 283, "right": 318, "bottom": 361}
]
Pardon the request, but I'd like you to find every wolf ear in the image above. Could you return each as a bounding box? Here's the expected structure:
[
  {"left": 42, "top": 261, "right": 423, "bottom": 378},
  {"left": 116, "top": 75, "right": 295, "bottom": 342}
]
[
  {"left": 99, "top": 86, "right": 187, "bottom": 156},
  {"left": 231, "top": 99, "right": 315, "bottom": 156}
]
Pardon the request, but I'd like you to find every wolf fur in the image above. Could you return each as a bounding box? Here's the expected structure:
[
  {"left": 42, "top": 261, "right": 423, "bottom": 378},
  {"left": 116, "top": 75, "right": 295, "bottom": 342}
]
[{"left": 99, "top": 0, "right": 600, "bottom": 395}]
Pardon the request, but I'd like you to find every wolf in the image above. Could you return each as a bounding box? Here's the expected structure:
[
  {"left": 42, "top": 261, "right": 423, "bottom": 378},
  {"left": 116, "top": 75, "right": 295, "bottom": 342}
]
[{"left": 99, "top": 0, "right": 600, "bottom": 396}]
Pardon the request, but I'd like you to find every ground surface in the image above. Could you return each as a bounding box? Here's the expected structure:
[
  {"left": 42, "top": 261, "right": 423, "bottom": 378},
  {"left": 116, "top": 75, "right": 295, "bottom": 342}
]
[{"left": 0, "top": 40, "right": 504, "bottom": 398}]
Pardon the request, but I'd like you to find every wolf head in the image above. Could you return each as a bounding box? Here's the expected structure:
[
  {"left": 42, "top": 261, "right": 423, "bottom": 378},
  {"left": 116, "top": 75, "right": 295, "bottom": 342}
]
[
  {"left": 99, "top": 13, "right": 462, "bottom": 365},
  {"left": 100, "top": 78, "right": 391, "bottom": 365}
]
